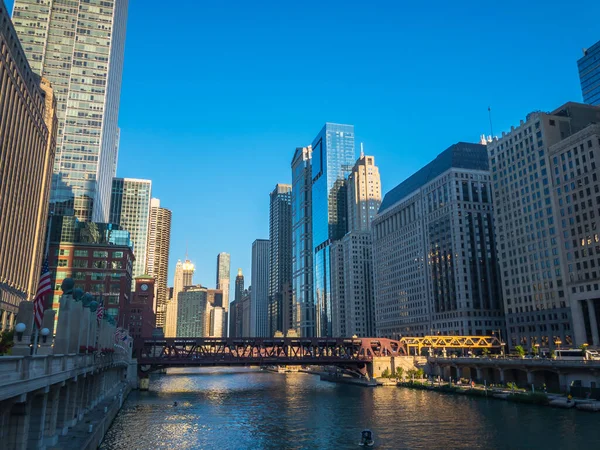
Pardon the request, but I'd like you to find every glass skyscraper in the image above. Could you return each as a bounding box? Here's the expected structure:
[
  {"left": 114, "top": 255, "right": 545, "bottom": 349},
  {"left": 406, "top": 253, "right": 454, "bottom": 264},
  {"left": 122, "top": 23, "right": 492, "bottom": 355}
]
[
  {"left": 311, "top": 123, "right": 355, "bottom": 336},
  {"left": 578, "top": 39, "right": 600, "bottom": 106},
  {"left": 12, "top": 0, "right": 129, "bottom": 222}
]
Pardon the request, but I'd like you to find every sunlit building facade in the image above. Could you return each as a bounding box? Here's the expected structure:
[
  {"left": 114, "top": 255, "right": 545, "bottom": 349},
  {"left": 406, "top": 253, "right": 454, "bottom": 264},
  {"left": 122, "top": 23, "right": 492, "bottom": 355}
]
[
  {"left": 12, "top": 0, "right": 129, "bottom": 222},
  {"left": 251, "top": 239, "right": 270, "bottom": 337},
  {"left": 578, "top": 39, "right": 600, "bottom": 106}
]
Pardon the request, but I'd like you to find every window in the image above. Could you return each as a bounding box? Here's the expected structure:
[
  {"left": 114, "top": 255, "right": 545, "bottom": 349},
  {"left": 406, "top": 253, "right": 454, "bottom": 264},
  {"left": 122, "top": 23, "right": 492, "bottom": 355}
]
[
  {"left": 93, "top": 251, "right": 108, "bottom": 258},
  {"left": 112, "top": 251, "right": 123, "bottom": 258},
  {"left": 73, "top": 259, "right": 88, "bottom": 268},
  {"left": 74, "top": 250, "right": 88, "bottom": 257},
  {"left": 57, "top": 259, "right": 68, "bottom": 267},
  {"left": 59, "top": 249, "right": 70, "bottom": 256}
]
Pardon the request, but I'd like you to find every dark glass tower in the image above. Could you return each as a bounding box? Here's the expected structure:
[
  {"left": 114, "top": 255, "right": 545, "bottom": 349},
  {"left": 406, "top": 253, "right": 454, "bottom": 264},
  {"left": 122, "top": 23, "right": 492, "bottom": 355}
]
[{"left": 578, "top": 40, "right": 600, "bottom": 106}]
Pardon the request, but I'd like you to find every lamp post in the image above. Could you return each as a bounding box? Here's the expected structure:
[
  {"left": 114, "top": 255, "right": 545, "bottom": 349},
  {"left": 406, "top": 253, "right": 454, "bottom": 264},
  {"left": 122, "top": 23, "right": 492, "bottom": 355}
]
[
  {"left": 15, "top": 323, "right": 26, "bottom": 341},
  {"left": 491, "top": 329, "right": 505, "bottom": 357}
]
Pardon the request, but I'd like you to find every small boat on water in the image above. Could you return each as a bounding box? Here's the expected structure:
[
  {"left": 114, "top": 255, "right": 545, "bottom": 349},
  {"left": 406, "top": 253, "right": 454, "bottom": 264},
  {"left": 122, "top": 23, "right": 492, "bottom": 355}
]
[{"left": 359, "top": 429, "right": 374, "bottom": 447}]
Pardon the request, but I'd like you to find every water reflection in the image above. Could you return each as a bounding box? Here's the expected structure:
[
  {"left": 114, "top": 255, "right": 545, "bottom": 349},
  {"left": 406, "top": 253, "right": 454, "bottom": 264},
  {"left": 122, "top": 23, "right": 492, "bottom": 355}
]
[{"left": 102, "top": 368, "right": 599, "bottom": 450}]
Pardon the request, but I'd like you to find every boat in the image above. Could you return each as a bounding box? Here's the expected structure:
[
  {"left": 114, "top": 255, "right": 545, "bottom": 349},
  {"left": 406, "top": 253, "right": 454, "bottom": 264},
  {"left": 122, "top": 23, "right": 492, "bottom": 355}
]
[{"left": 359, "top": 429, "right": 374, "bottom": 447}]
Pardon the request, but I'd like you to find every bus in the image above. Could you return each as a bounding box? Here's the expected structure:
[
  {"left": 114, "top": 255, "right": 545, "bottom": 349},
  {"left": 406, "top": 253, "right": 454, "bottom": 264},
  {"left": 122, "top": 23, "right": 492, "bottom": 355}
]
[{"left": 554, "top": 349, "right": 600, "bottom": 360}]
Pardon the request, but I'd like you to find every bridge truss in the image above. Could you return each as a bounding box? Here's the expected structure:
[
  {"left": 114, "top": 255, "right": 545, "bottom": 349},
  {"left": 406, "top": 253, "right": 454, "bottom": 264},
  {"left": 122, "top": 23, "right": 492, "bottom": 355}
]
[{"left": 399, "top": 335, "right": 502, "bottom": 354}]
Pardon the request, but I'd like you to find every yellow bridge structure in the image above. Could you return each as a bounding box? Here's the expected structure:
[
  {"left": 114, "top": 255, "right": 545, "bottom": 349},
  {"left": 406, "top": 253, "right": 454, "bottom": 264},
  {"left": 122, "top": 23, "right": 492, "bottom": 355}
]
[{"left": 399, "top": 335, "right": 503, "bottom": 355}]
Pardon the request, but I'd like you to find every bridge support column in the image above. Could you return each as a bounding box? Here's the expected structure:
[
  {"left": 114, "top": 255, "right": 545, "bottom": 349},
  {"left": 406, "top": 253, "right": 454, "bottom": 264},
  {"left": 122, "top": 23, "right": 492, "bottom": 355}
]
[
  {"left": 55, "top": 382, "right": 72, "bottom": 435},
  {"left": 559, "top": 372, "right": 569, "bottom": 393},
  {"left": 43, "top": 385, "right": 61, "bottom": 447},
  {"left": 476, "top": 368, "right": 483, "bottom": 382},
  {"left": 527, "top": 371, "right": 535, "bottom": 386},
  {"left": 27, "top": 390, "right": 48, "bottom": 450},
  {"left": 67, "top": 379, "right": 81, "bottom": 427},
  {"left": 498, "top": 369, "right": 506, "bottom": 384},
  {"left": 7, "top": 400, "right": 31, "bottom": 450},
  {"left": 0, "top": 399, "right": 12, "bottom": 443}
]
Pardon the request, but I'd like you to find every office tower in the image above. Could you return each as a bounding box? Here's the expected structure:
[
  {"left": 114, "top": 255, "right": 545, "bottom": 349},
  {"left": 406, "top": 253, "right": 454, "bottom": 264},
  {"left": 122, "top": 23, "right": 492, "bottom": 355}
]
[
  {"left": 488, "top": 102, "right": 600, "bottom": 348},
  {"left": 146, "top": 198, "right": 172, "bottom": 329},
  {"left": 331, "top": 153, "right": 381, "bottom": 337},
  {"left": 122, "top": 277, "right": 156, "bottom": 342},
  {"left": 230, "top": 269, "right": 244, "bottom": 337},
  {"left": 210, "top": 307, "right": 225, "bottom": 337},
  {"left": 216, "top": 252, "right": 230, "bottom": 318},
  {"left": 373, "top": 142, "right": 505, "bottom": 339},
  {"left": 110, "top": 178, "right": 152, "bottom": 287},
  {"left": 206, "top": 288, "right": 224, "bottom": 337},
  {"left": 48, "top": 217, "right": 134, "bottom": 331},
  {"left": 251, "top": 239, "right": 270, "bottom": 337},
  {"left": 177, "top": 285, "right": 208, "bottom": 337},
  {"left": 165, "top": 288, "right": 177, "bottom": 337},
  {"left": 291, "top": 145, "right": 314, "bottom": 337},
  {"left": 311, "top": 123, "right": 355, "bottom": 336},
  {"left": 167, "top": 258, "right": 195, "bottom": 337},
  {"left": 578, "top": 40, "right": 600, "bottom": 106},
  {"left": 12, "top": 0, "right": 129, "bottom": 222},
  {"left": 0, "top": 2, "right": 58, "bottom": 327},
  {"left": 241, "top": 287, "right": 252, "bottom": 336},
  {"left": 235, "top": 268, "right": 244, "bottom": 303},
  {"left": 268, "top": 184, "right": 293, "bottom": 335}
]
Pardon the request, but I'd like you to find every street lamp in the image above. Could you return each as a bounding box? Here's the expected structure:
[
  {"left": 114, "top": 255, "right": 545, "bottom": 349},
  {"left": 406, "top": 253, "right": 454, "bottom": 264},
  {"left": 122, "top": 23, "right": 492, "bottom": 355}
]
[
  {"left": 15, "top": 323, "right": 26, "bottom": 341},
  {"left": 41, "top": 328, "right": 50, "bottom": 343}
]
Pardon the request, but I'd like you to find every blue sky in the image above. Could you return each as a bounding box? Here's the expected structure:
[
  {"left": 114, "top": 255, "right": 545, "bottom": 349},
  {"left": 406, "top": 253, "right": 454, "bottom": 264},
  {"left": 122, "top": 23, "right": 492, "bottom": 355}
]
[{"left": 7, "top": 0, "right": 600, "bottom": 288}]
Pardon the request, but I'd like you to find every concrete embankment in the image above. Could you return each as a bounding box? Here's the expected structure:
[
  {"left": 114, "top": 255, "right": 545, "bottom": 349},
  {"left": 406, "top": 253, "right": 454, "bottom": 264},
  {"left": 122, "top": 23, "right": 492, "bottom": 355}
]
[
  {"left": 319, "top": 373, "right": 377, "bottom": 387},
  {"left": 50, "top": 382, "right": 131, "bottom": 450}
]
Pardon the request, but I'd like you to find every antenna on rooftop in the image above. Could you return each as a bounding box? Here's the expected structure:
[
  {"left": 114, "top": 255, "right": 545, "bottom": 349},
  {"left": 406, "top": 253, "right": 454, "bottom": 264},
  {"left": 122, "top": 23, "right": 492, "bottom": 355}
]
[{"left": 488, "top": 106, "right": 494, "bottom": 138}]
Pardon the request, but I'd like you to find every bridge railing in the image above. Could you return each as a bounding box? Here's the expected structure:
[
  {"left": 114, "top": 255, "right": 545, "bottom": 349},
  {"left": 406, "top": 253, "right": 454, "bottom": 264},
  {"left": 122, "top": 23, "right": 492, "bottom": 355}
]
[{"left": 428, "top": 356, "right": 600, "bottom": 369}]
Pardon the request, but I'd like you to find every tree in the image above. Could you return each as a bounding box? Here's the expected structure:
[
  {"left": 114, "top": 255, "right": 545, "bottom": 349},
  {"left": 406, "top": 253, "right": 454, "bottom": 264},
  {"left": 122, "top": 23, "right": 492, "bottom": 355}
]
[
  {"left": 381, "top": 368, "right": 391, "bottom": 378},
  {"left": 482, "top": 348, "right": 490, "bottom": 357},
  {"left": 514, "top": 345, "right": 526, "bottom": 358},
  {"left": 0, "top": 329, "right": 14, "bottom": 355},
  {"left": 416, "top": 368, "right": 425, "bottom": 379},
  {"left": 395, "top": 366, "right": 404, "bottom": 380}
]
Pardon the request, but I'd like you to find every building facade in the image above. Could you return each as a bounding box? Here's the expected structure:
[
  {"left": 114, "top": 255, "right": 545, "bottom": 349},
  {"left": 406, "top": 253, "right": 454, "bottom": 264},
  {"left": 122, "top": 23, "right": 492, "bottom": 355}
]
[
  {"left": 251, "top": 239, "right": 270, "bottom": 337},
  {"left": 488, "top": 103, "right": 600, "bottom": 348},
  {"left": 47, "top": 217, "right": 134, "bottom": 331},
  {"left": 311, "top": 124, "right": 355, "bottom": 336},
  {"left": 110, "top": 178, "right": 152, "bottom": 287},
  {"left": 0, "top": 1, "right": 58, "bottom": 327},
  {"left": 216, "top": 252, "right": 230, "bottom": 335},
  {"left": 268, "top": 184, "right": 292, "bottom": 335},
  {"left": 373, "top": 142, "right": 505, "bottom": 339},
  {"left": 12, "top": 0, "right": 129, "bottom": 222},
  {"left": 122, "top": 276, "right": 156, "bottom": 343},
  {"left": 241, "top": 287, "right": 251, "bottom": 337},
  {"left": 230, "top": 268, "right": 244, "bottom": 337},
  {"left": 578, "top": 40, "right": 600, "bottom": 106},
  {"left": 206, "top": 288, "right": 224, "bottom": 337},
  {"left": 331, "top": 154, "right": 381, "bottom": 337},
  {"left": 291, "top": 146, "right": 314, "bottom": 336},
  {"left": 165, "top": 258, "right": 195, "bottom": 337},
  {"left": 176, "top": 285, "right": 208, "bottom": 337},
  {"left": 146, "top": 198, "right": 172, "bottom": 330}
]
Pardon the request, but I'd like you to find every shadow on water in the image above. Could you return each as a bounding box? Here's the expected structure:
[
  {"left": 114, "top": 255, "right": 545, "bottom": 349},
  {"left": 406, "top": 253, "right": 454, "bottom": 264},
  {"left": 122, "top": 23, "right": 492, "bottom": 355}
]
[{"left": 101, "top": 369, "right": 600, "bottom": 450}]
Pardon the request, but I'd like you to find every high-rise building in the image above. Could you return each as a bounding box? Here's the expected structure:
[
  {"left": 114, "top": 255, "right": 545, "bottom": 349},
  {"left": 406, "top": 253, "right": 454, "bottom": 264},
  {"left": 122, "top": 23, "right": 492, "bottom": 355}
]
[
  {"left": 0, "top": 2, "right": 58, "bottom": 328},
  {"left": 210, "top": 307, "right": 225, "bottom": 337},
  {"left": 110, "top": 178, "right": 152, "bottom": 287},
  {"left": 268, "top": 184, "right": 293, "bottom": 336},
  {"left": 291, "top": 145, "right": 313, "bottom": 337},
  {"left": 373, "top": 142, "right": 505, "bottom": 339},
  {"left": 177, "top": 285, "right": 208, "bottom": 337},
  {"left": 166, "top": 258, "right": 195, "bottom": 337},
  {"left": 12, "top": 0, "right": 129, "bottom": 222},
  {"left": 230, "top": 268, "right": 244, "bottom": 337},
  {"left": 241, "top": 287, "right": 252, "bottom": 337},
  {"left": 331, "top": 153, "right": 381, "bottom": 337},
  {"left": 146, "top": 198, "right": 172, "bottom": 329},
  {"left": 47, "top": 217, "right": 134, "bottom": 331},
  {"left": 206, "top": 288, "right": 224, "bottom": 337},
  {"left": 311, "top": 123, "right": 355, "bottom": 336},
  {"left": 165, "top": 287, "right": 177, "bottom": 337},
  {"left": 251, "top": 239, "right": 270, "bottom": 337},
  {"left": 578, "top": 40, "right": 600, "bottom": 106},
  {"left": 488, "top": 102, "right": 600, "bottom": 348},
  {"left": 216, "top": 252, "right": 231, "bottom": 334}
]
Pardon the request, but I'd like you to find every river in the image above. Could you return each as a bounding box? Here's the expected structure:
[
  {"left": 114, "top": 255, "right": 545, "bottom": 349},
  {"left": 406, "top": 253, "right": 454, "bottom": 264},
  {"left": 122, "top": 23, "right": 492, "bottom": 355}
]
[{"left": 101, "top": 368, "right": 599, "bottom": 449}]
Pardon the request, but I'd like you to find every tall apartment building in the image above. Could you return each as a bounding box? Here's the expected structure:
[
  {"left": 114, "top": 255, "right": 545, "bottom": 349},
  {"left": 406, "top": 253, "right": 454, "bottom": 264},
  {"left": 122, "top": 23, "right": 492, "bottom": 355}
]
[
  {"left": 331, "top": 153, "right": 381, "bottom": 337},
  {"left": 146, "top": 198, "right": 172, "bottom": 329},
  {"left": 578, "top": 40, "right": 600, "bottom": 106},
  {"left": 291, "top": 146, "right": 314, "bottom": 336},
  {"left": 110, "top": 178, "right": 152, "bottom": 287},
  {"left": 216, "top": 252, "right": 230, "bottom": 335},
  {"left": 311, "top": 123, "right": 355, "bottom": 336},
  {"left": 251, "top": 239, "right": 270, "bottom": 337},
  {"left": 373, "top": 142, "right": 504, "bottom": 339},
  {"left": 48, "top": 217, "right": 134, "bottom": 331},
  {"left": 165, "top": 258, "right": 195, "bottom": 337},
  {"left": 488, "top": 102, "right": 600, "bottom": 348},
  {"left": 12, "top": 0, "right": 129, "bottom": 222},
  {"left": 0, "top": 2, "right": 58, "bottom": 327},
  {"left": 268, "top": 184, "right": 292, "bottom": 335},
  {"left": 177, "top": 285, "right": 208, "bottom": 337}
]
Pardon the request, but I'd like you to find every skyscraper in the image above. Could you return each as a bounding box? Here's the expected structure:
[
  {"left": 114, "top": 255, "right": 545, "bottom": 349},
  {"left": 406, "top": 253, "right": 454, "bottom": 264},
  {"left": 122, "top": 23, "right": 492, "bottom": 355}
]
[
  {"left": 109, "top": 178, "right": 152, "bottom": 287},
  {"left": 145, "top": 198, "right": 172, "bottom": 329},
  {"left": 235, "top": 268, "right": 245, "bottom": 303},
  {"left": 251, "top": 239, "right": 270, "bottom": 337},
  {"left": 216, "top": 252, "right": 231, "bottom": 308},
  {"left": 291, "top": 146, "right": 313, "bottom": 336},
  {"left": 578, "top": 40, "right": 600, "bottom": 106},
  {"left": 311, "top": 123, "right": 355, "bottom": 336},
  {"left": 12, "top": 0, "right": 129, "bottom": 222},
  {"left": 177, "top": 285, "right": 208, "bottom": 337},
  {"left": 331, "top": 153, "right": 381, "bottom": 337},
  {"left": 488, "top": 102, "right": 600, "bottom": 348},
  {"left": 230, "top": 268, "right": 244, "bottom": 337},
  {"left": 268, "top": 184, "right": 293, "bottom": 335},
  {"left": 373, "top": 142, "right": 504, "bottom": 339},
  {"left": 166, "top": 258, "right": 195, "bottom": 337},
  {"left": 0, "top": 2, "right": 57, "bottom": 326}
]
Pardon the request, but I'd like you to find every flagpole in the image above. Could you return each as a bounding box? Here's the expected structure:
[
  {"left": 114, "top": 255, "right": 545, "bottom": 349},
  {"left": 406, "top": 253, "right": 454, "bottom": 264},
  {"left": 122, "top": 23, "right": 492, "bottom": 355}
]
[{"left": 33, "top": 212, "right": 53, "bottom": 355}]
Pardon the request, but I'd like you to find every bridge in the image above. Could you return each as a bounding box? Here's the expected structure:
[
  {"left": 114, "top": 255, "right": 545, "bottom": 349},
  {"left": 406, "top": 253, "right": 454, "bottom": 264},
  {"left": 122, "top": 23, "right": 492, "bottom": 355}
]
[{"left": 136, "top": 337, "right": 405, "bottom": 375}]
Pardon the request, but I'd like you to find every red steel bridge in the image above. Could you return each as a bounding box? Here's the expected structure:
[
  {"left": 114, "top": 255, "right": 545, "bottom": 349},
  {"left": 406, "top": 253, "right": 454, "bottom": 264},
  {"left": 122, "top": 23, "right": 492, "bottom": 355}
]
[{"left": 135, "top": 337, "right": 405, "bottom": 374}]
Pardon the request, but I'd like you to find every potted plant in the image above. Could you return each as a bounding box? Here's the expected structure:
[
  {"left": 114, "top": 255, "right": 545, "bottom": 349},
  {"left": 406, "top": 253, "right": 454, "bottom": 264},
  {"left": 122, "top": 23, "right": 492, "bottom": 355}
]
[
  {"left": 514, "top": 345, "right": 526, "bottom": 359},
  {"left": 0, "top": 329, "right": 15, "bottom": 355}
]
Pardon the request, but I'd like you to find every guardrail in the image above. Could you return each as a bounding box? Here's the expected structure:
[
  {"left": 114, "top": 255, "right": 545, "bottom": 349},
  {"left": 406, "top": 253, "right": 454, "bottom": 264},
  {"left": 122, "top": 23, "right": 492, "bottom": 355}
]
[{"left": 428, "top": 356, "right": 600, "bottom": 369}]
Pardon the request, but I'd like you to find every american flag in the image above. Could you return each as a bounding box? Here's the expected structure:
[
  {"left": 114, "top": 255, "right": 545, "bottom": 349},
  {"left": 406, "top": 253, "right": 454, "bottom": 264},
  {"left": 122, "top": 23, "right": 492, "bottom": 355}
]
[
  {"left": 34, "top": 258, "right": 52, "bottom": 329},
  {"left": 96, "top": 297, "right": 104, "bottom": 324},
  {"left": 115, "top": 327, "right": 126, "bottom": 342}
]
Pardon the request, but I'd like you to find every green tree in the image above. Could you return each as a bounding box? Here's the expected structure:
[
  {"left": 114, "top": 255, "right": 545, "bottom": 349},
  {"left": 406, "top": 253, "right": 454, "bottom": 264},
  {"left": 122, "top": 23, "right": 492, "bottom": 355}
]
[
  {"left": 416, "top": 368, "right": 425, "bottom": 379},
  {"left": 0, "top": 329, "right": 14, "bottom": 355},
  {"left": 395, "top": 366, "right": 404, "bottom": 380},
  {"left": 531, "top": 345, "right": 539, "bottom": 356},
  {"left": 482, "top": 348, "right": 490, "bottom": 357},
  {"left": 514, "top": 345, "right": 526, "bottom": 358},
  {"left": 381, "top": 368, "right": 391, "bottom": 378}
]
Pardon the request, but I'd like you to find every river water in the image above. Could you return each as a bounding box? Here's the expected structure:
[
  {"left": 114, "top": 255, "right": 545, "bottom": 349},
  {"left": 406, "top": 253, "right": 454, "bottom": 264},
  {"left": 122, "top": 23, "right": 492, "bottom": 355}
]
[{"left": 101, "top": 368, "right": 599, "bottom": 449}]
